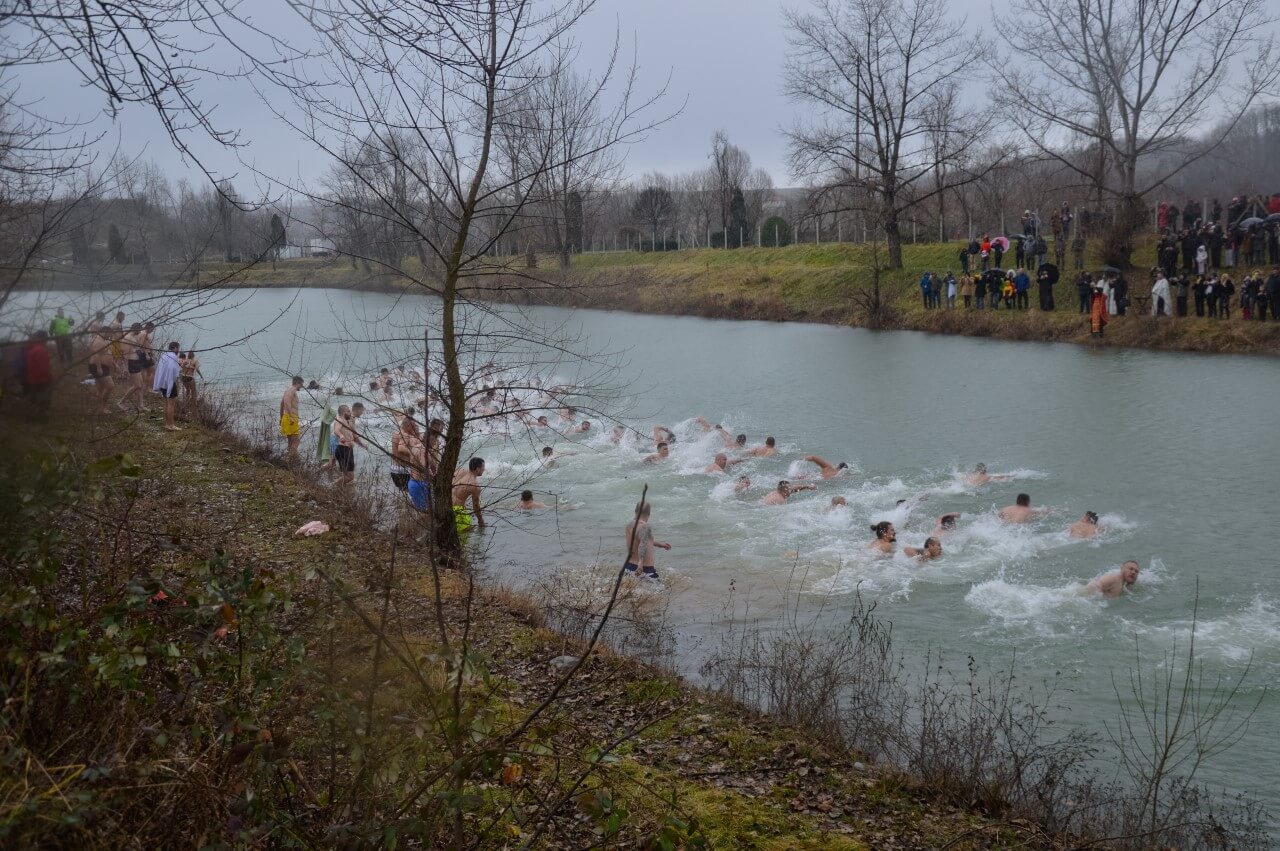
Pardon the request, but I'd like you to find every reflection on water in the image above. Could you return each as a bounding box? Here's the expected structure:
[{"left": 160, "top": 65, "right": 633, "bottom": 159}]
[{"left": 15, "top": 286, "right": 1280, "bottom": 830}]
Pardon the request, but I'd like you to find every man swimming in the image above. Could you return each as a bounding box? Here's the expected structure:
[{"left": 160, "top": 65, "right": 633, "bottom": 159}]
[
  {"left": 624, "top": 502, "right": 671, "bottom": 580},
  {"left": 932, "top": 513, "right": 961, "bottom": 535},
  {"left": 610, "top": 425, "right": 626, "bottom": 444},
  {"left": 714, "top": 425, "right": 738, "bottom": 448},
  {"left": 743, "top": 436, "right": 777, "bottom": 458},
  {"left": 802, "top": 455, "right": 848, "bottom": 479},
  {"left": 280, "top": 376, "right": 304, "bottom": 454},
  {"left": 642, "top": 442, "right": 669, "bottom": 464},
  {"left": 705, "top": 453, "right": 745, "bottom": 474},
  {"left": 868, "top": 521, "right": 897, "bottom": 554},
  {"left": 966, "top": 463, "right": 1011, "bottom": 486},
  {"left": 825, "top": 496, "right": 847, "bottom": 512},
  {"left": 903, "top": 537, "right": 944, "bottom": 561},
  {"left": 517, "top": 490, "right": 547, "bottom": 510},
  {"left": 451, "top": 457, "right": 486, "bottom": 535},
  {"left": 1069, "top": 511, "right": 1101, "bottom": 539},
  {"left": 761, "top": 479, "right": 815, "bottom": 505},
  {"left": 652, "top": 425, "right": 676, "bottom": 444},
  {"left": 1085, "top": 560, "right": 1140, "bottom": 598},
  {"left": 541, "top": 445, "right": 577, "bottom": 468},
  {"left": 734, "top": 475, "right": 751, "bottom": 495},
  {"left": 998, "top": 493, "right": 1048, "bottom": 524}
]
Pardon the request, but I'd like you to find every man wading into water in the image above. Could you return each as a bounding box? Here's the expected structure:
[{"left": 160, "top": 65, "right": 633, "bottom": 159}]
[{"left": 624, "top": 502, "right": 671, "bottom": 580}]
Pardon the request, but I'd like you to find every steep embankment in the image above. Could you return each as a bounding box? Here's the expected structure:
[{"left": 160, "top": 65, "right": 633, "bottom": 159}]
[{"left": 0, "top": 390, "right": 1052, "bottom": 849}]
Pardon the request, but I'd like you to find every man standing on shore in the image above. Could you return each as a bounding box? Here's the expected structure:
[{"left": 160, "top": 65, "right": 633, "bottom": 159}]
[
  {"left": 280, "top": 376, "right": 304, "bottom": 455},
  {"left": 452, "top": 457, "right": 486, "bottom": 539},
  {"left": 48, "top": 308, "right": 74, "bottom": 365}
]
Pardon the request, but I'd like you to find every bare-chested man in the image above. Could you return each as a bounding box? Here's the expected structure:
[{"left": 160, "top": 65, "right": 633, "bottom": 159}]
[
  {"left": 705, "top": 453, "right": 745, "bottom": 474},
  {"left": 610, "top": 425, "right": 626, "bottom": 444},
  {"left": 116, "top": 323, "right": 148, "bottom": 412},
  {"left": 1085, "top": 560, "right": 1140, "bottom": 598},
  {"left": 713, "top": 425, "right": 737, "bottom": 448},
  {"left": 86, "top": 323, "right": 117, "bottom": 413},
  {"left": 541, "top": 445, "right": 577, "bottom": 468},
  {"left": 642, "top": 442, "right": 670, "bottom": 464},
  {"left": 451, "top": 457, "right": 486, "bottom": 536},
  {"left": 743, "top": 436, "right": 777, "bottom": 458},
  {"left": 761, "top": 479, "right": 815, "bottom": 505},
  {"left": 932, "top": 513, "right": 961, "bottom": 536},
  {"left": 1068, "top": 511, "right": 1101, "bottom": 539},
  {"left": 734, "top": 475, "right": 751, "bottom": 495},
  {"left": 802, "top": 455, "right": 848, "bottom": 479},
  {"left": 998, "top": 493, "right": 1048, "bottom": 524},
  {"left": 825, "top": 496, "right": 847, "bottom": 512},
  {"left": 624, "top": 502, "right": 670, "bottom": 580},
  {"left": 652, "top": 425, "right": 675, "bottom": 444},
  {"left": 332, "top": 406, "right": 358, "bottom": 486},
  {"left": 965, "top": 463, "right": 1011, "bottom": 487},
  {"left": 280, "top": 376, "right": 304, "bottom": 454},
  {"left": 868, "top": 521, "right": 897, "bottom": 554},
  {"left": 903, "top": 537, "right": 944, "bottom": 561},
  {"left": 517, "top": 490, "right": 547, "bottom": 510}
]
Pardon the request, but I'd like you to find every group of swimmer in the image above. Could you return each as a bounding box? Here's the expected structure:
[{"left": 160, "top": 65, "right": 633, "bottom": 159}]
[{"left": 279, "top": 367, "right": 1143, "bottom": 598}]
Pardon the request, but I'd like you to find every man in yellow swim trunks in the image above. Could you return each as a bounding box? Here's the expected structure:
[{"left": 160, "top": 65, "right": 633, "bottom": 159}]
[
  {"left": 280, "top": 375, "right": 304, "bottom": 454},
  {"left": 451, "top": 457, "right": 486, "bottom": 540}
]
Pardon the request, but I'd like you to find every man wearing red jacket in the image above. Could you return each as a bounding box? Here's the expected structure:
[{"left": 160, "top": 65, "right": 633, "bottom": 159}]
[{"left": 23, "top": 331, "right": 53, "bottom": 419}]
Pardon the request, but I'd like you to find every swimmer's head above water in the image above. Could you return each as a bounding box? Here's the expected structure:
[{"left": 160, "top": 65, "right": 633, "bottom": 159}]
[
  {"left": 871, "top": 521, "right": 896, "bottom": 542},
  {"left": 1121, "top": 560, "right": 1140, "bottom": 586},
  {"left": 1084, "top": 511, "right": 1098, "bottom": 524}
]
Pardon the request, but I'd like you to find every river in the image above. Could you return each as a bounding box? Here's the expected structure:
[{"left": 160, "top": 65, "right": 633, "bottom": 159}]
[{"left": 13, "top": 286, "right": 1280, "bottom": 834}]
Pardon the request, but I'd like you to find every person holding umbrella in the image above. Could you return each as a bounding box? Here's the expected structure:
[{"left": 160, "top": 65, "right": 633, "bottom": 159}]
[{"left": 992, "top": 235, "right": 1008, "bottom": 268}]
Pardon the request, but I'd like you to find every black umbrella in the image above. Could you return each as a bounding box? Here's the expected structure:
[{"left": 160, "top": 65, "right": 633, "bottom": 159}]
[
  {"left": 1099, "top": 265, "right": 1122, "bottom": 274},
  {"left": 1265, "top": 212, "right": 1280, "bottom": 224},
  {"left": 1037, "top": 262, "right": 1060, "bottom": 285},
  {"left": 1007, "top": 234, "right": 1028, "bottom": 243},
  {"left": 1239, "top": 216, "right": 1264, "bottom": 228}
]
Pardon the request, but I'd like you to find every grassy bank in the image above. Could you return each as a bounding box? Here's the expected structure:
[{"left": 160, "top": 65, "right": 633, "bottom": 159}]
[
  {"left": 0, "top": 389, "right": 1052, "bottom": 849},
  {"left": 38, "top": 240, "right": 1280, "bottom": 356}
]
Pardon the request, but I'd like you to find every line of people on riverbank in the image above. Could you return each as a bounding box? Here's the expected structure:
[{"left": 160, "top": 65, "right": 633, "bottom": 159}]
[{"left": 2, "top": 308, "right": 204, "bottom": 423}]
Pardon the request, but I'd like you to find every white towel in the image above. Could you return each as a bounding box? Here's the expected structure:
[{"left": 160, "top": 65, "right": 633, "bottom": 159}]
[{"left": 152, "top": 350, "right": 180, "bottom": 394}]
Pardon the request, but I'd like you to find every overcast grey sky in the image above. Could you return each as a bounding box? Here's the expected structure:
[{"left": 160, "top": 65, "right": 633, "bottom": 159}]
[{"left": 16, "top": 0, "right": 1271, "bottom": 190}]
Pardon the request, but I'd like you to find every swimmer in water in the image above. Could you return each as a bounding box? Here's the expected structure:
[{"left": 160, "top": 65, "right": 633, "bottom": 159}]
[
  {"left": 868, "top": 521, "right": 897, "bottom": 554},
  {"left": 570, "top": 420, "right": 591, "bottom": 433},
  {"left": 743, "top": 436, "right": 777, "bottom": 458},
  {"left": 903, "top": 537, "right": 943, "bottom": 561},
  {"left": 695, "top": 416, "right": 714, "bottom": 431},
  {"left": 825, "top": 496, "right": 847, "bottom": 512},
  {"left": 610, "top": 425, "right": 626, "bottom": 444},
  {"left": 714, "top": 425, "right": 737, "bottom": 448},
  {"left": 705, "top": 453, "right": 746, "bottom": 474},
  {"left": 734, "top": 433, "right": 748, "bottom": 450},
  {"left": 932, "top": 512, "right": 961, "bottom": 535},
  {"left": 559, "top": 406, "right": 576, "bottom": 423},
  {"left": 642, "top": 442, "right": 669, "bottom": 464},
  {"left": 652, "top": 425, "right": 676, "bottom": 444},
  {"left": 761, "top": 479, "right": 815, "bottom": 505},
  {"left": 536, "top": 415, "right": 550, "bottom": 428},
  {"left": 1084, "top": 560, "right": 1140, "bottom": 598},
  {"left": 966, "top": 462, "right": 1011, "bottom": 486},
  {"left": 998, "top": 493, "right": 1049, "bottom": 524},
  {"left": 1068, "top": 511, "right": 1101, "bottom": 539},
  {"left": 517, "top": 490, "right": 548, "bottom": 510},
  {"left": 541, "top": 446, "right": 577, "bottom": 468},
  {"left": 734, "top": 475, "right": 751, "bottom": 495},
  {"left": 802, "top": 455, "right": 848, "bottom": 479}
]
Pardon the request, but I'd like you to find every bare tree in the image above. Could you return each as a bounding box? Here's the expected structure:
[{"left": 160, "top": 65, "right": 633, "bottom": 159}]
[
  {"left": 993, "top": 0, "right": 1280, "bottom": 266},
  {"left": 629, "top": 174, "right": 677, "bottom": 243},
  {"left": 783, "top": 0, "right": 995, "bottom": 267},
  {"left": 707, "top": 130, "right": 752, "bottom": 243},
  {"left": 264, "top": 0, "right": 663, "bottom": 558}
]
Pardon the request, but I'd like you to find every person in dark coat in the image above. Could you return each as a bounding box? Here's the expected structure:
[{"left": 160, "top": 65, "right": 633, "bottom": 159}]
[
  {"left": 1174, "top": 276, "right": 1189, "bottom": 317},
  {"left": 1266, "top": 268, "right": 1280, "bottom": 322},
  {"left": 1192, "top": 276, "right": 1207, "bottom": 317},
  {"left": 1036, "top": 264, "right": 1056, "bottom": 311},
  {"left": 1077, "top": 273, "right": 1093, "bottom": 314},
  {"left": 1112, "top": 276, "right": 1129, "bottom": 316}
]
